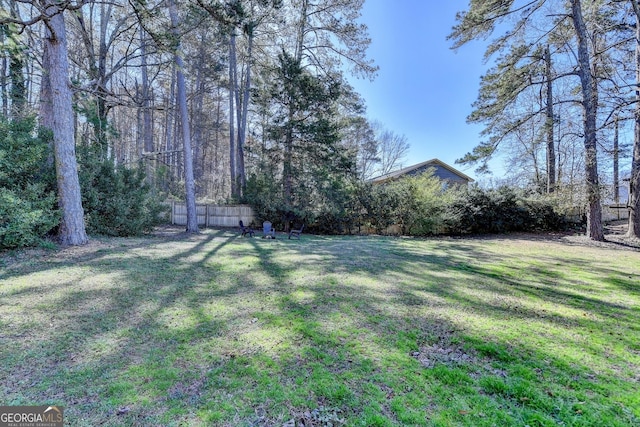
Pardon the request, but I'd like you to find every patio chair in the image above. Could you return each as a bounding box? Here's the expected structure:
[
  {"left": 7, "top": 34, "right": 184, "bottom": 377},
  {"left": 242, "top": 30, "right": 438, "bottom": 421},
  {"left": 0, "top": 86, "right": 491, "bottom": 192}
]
[
  {"left": 262, "top": 221, "right": 276, "bottom": 239},
  {"left": 288, "top": 224, "right": 304, "bottom": 240},
  {"left": 239, "top": 220, "right": 254, "bottom": 237}
]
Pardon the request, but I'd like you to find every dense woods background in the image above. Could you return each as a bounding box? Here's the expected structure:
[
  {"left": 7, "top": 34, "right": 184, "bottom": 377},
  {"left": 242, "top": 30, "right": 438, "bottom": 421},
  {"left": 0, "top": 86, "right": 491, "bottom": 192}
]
[{"left": 1, "top": 0, "right": 640, "bottom": 247}]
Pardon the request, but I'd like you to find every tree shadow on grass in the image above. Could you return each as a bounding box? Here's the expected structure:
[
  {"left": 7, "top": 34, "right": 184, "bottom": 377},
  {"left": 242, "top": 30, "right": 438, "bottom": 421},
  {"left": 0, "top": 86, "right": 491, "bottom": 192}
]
[
  {"left": 1, "top": 229, "right": 246, "bottom": 421},
  {"left": 1, "top": 230, "right": 639, "bottom": 425}
]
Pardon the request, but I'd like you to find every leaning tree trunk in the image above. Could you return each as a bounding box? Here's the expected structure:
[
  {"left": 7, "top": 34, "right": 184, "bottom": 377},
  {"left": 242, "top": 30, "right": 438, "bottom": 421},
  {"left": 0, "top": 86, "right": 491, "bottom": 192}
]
[
  {"left": 169, "top": 0, "right": 198, "bottom": 233},
  {"left": 40, "top": 0, "right": 88, "bottom": 246},
  {"left": 570, "top": 0, "right": 604, "bottom": 241}
]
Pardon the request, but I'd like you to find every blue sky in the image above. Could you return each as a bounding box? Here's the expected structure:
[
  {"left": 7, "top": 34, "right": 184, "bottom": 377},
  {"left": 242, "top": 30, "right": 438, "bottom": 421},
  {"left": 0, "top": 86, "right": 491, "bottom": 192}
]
[{"left": 348, "top": 1, "right": 492, "bottom": 180}]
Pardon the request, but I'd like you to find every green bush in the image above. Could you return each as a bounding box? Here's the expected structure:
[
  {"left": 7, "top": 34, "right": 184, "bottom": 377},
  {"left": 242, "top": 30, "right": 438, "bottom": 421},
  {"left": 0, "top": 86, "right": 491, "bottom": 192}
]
[
  {"left": 313, "top": 175, "right": 361, "bottom": 234},
  {"left": 80, "top": 156, "right": 165, "bottom": 236},
  {"left": 0, "top": 117, "right": 59, "bottom": 249},
  {"left": 401, "top": 173, "right": 452, "bottom": 235},
  {"left": 359, "top": 181, "right": 402, "bottom": 233},
  {"left": 0, "top": 187, "right": 59, "bottom": 249},
  {"left": 521, "top": 196, "right": 568, "bottom": 231},
  {"left": 360, "top": 170, "right": 450, "bottom": 235},
  {"left": 445, "top": 186, "right": 566, "bottom": 234},
  {"left": 244, "top": 169, "right": 360, "bottom": 234}
]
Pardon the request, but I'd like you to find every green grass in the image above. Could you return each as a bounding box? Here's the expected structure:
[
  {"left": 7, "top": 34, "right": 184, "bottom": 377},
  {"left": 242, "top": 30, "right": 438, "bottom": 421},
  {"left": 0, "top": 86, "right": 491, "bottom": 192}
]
[{"left": 1, "top": 229, "right": 639, "bottom": 426}]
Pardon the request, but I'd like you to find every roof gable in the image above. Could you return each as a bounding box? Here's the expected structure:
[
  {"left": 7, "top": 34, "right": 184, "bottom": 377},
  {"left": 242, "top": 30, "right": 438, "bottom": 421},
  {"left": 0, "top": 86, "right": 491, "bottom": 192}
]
[{"left": 370, "top": 159, "right": 474, "bottom": 184}]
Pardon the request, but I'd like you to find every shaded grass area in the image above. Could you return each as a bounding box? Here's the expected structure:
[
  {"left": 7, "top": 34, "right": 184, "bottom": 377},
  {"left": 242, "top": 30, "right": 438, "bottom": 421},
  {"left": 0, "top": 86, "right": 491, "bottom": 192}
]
[{"left": 1, "top": 230, "right": 639, "bottom": 426}]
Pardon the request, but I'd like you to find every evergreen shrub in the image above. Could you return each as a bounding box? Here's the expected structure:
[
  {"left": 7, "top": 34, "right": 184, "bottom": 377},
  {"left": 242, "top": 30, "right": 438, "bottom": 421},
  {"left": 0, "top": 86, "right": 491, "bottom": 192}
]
[
  {"left": 0, "top": 187, "right": 59, "bottom": 249},
  {"left": 243, "top": 172, "right": 284, "bottom": 228},
  {"left": 0, "top": 117, "right": 59, "bottom": 249},
  {"left": 80, "top": 155, "right": 165, "bottom": 236},
  {"left": 445, "top": 185, "right": 566, "bottom": 234}
]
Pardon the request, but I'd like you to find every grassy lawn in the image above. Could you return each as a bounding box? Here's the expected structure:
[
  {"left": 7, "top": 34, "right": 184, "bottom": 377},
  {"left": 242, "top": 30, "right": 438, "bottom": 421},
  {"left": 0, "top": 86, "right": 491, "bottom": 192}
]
[{"left": 1, "top": 228, "right": 639, "bottom": 426}]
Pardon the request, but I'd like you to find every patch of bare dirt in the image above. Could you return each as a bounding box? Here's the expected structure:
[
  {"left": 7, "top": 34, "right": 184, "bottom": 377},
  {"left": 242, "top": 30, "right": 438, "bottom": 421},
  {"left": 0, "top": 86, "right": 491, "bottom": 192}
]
[
  {"left": 559, "top": 220, "right": 640, "bottom": 251},
  {"left": 411, "top": 342, "right": 476, "bottom": 368},
  {"left": 0, "top": 239, "right": 115, "bottom": 273},
  {"left": 410, "top": 328, "right": 511, "bottom": 382},
  {"left": 149, "top": 224, "right": 191, "bottom": 238},
  {"left": 459, "top": 220, "right": 640, "bottom": 251}
]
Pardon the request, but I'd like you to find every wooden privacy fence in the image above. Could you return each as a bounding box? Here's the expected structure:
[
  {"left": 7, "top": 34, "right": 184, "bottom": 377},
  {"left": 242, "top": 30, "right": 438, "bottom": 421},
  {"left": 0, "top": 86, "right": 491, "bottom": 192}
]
[
  {"left": 566, "top": 205, "right": 630, "bottom": 223},
  {"left": 169, "top": 202, "right": 255, "bottom": 228},
  {"left": 603, "top": 205, "right": 630, "bottom": 221}
]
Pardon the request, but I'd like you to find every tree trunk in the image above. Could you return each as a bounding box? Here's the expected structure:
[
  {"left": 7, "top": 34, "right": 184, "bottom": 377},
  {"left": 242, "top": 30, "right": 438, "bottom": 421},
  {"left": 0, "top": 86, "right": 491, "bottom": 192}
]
[
  {"left": 613, "top": 116, "right": 620, "bottom": 205},
  {"left": 140, "top": 26, "right": 153, "bottom": 156},
  {"left": 295, "top": 0, "right": 308, "bottom": 64},
  {"left": 7, "top": 29, "right": 26, "bottom": 118},
  {"left": 229, "top": 32, "right": 237, "bottom": 199},
  {"left": 283, "top": 123, "right": 293, "bottom": 232},
  {"left": 40, "top": 0, "right": 88, "bottom": 246},
  {"left": 2, "top": 7, "right": 27, "bottom": 119},
  {"left": 192, "top": 31, "right": 207, "bottom": 189},
  {"left": 169, "top": 0, "right": 198, "bottom": 233},
  {"left": 236, "top": 25, "right": 254, "bottom": 196},
  {"left": 95, "top": 2, "right": 110, "bottom": 157},
  {"left": 1, "top": 29, "right": 7, "bottom": 117},
  {"left": 164, "top": 63, "right": 176, "bottom": 184},
  {"left": 74, "top": 4, "right": 111, "bottom": 158},
  {"left": 9, "top": 50, "right": 26, "bottom": 118},
  {"left": 544, "top": 45, "right": 555, "bottom": 193},
  {"left": 628, "top": 1, "right": 640, "bottom": 238},
  {"left": 630, "top": 113, "right": 640, "bottom": 237},
  {"left": 569, "top": 0, "right": 604, "bottom": 241}
]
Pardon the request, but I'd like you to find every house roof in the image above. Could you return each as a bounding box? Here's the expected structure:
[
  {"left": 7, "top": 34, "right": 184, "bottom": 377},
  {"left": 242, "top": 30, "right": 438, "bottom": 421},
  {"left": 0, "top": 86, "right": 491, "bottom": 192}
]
[{"left": 370, "top": 158, "right": 474, "bottom": 184}]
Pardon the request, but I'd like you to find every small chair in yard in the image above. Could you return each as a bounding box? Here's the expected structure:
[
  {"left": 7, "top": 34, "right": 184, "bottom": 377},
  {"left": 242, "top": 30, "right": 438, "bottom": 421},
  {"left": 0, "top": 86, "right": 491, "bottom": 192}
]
[
  {"left": 288, "top": 224, "right": 304, "bottom": 239},
  {"left": 239, "top": 220, "right": 254, "bottom": 237},
  {"left": 262, "top": 221, "right": 276, "bottom": 239}
]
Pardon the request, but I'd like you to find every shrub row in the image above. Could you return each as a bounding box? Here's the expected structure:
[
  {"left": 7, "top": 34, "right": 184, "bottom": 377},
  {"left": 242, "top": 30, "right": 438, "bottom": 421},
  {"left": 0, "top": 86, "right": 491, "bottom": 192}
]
[
  {"left": 245, "top": 169, "right": 567, "bottom": 236},
  {"left": 444, "top": 185, "right": 567, "bottom": 234}
]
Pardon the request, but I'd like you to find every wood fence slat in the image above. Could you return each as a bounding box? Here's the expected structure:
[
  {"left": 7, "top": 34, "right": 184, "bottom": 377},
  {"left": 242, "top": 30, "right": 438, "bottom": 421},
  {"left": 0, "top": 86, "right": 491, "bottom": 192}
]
[{"left": 169, "top": 203, "right": 255, "bottom": 227}]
